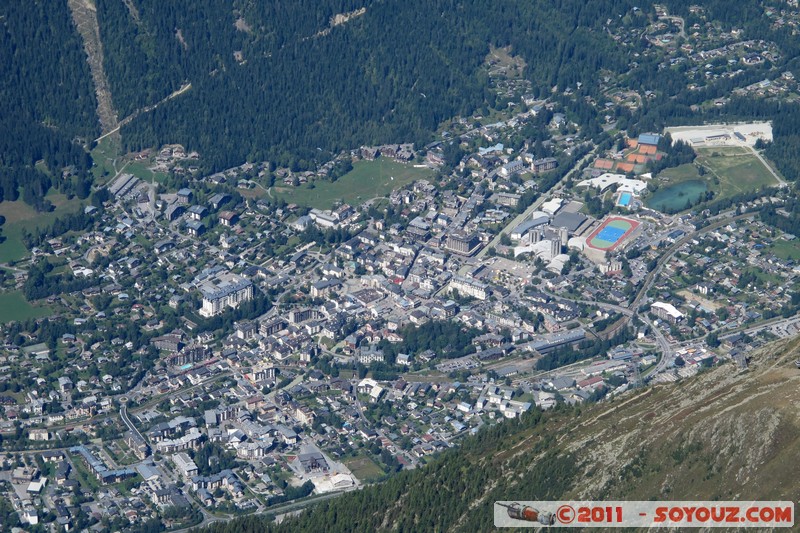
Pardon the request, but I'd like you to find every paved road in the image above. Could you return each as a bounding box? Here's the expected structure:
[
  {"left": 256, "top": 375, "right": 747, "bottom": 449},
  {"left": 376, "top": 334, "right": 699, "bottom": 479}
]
[
  {"left": 719, "top": 314, "right": 800, "bottom": 340},
  {"left": 476, "top": 145, "right": 598, "bottom": 260},
  {"left": 542, "top": 290, "right": 634, "bottom": 316},
  {"left": 643, "top": 315, "right": 674, "bottom": 374},
  {"left": 748, "top": 145, "right": 787, "bottom": 187},
  {"left": 535, "top": 210, "right": 754, "bottom": 372},
  {"left": 630, "top": 211, "right": 752, "bottom": 311},
  {"left": 120, "top": 401, "right": 147, "bottom": 445}
]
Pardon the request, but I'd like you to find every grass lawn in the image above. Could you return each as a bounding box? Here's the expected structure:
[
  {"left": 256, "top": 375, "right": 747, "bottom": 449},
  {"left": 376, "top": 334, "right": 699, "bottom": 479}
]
[
  {"left": 0, "top": 192, "right": 85, "bottom": 263},
  {"left": 125, "top": 160, "right": 168, "bottom": 184},
  {"left": 69, "top": 454, "right": 101, "bottom": 492},
  {"left": 695, "top": 148, "right": 780, "bottom": 198},
  {"left": 343, "top": 455, "right": 385, "bottom": 483},
  {"left": 0, "top": 291, "right": 53, "bottom": 323},
  {"left": 697, "top": 146, "right": 750, "bottom": 157},
  {"left": 91, "top": 136, "right": 168, "bottom": 186},
  {"left": 658, "top": 163, "right": 702, "bottom": 182},
  {"left": 744, "top": 266, "right": 783, "bottom": 286},
  {"left": 239, "top": 186, "right": 268, "bottom": 200},
  {"left": 273, "top": 159, "right": 434, "bottom": 209},
  {"left": 90, "top": 135, "right": 122, "bottom": 186},
  {"left": 106, "top": 439, "right": 138, "bottom": 467},
  {"left": 657, "top": 148, "right": 781, "bottom": 205},
  {"left": 766, "top": 239, "right": 800, "bottom": 261}
]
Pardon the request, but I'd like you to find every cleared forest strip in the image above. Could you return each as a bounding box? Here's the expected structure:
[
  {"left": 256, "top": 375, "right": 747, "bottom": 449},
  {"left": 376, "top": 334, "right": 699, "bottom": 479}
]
[{"left": 68, "top": 0, "right": 119, "bottom": 134}]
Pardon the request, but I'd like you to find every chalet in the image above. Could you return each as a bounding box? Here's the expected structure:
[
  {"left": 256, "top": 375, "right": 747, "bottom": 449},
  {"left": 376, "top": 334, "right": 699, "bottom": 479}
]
[
  {"left": 298, "top": 452, "right": 329, "bottom": 473},
  {"left": 186, "top": 220, "right": 205, "bottom": 237},
  {"left": 209, "top": 193, "right": 230, "bottom": 210},
  {"left": 176, "top": 188, "right": 193, "bottom": 205},
  {"left": 219, "top": 211, "right": 239, "bottom": 227},
  {"left": 311, "top": 279, "right": 341, "bottom": 298},
  {"left": 187, "top": 205, "right": 208, "bottom": 220},
  {"left": 165, "top": 203, "right": 185, "bottom": 221},
  {"left": 154, "top": 239, "right": 175, "bottom": 253}
]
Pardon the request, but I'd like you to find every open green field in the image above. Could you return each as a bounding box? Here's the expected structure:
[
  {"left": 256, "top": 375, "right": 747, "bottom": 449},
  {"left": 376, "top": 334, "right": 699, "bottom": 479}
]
[
  {"left": 695, "top": 147, "right": 780, "bottom": 198},
  {"left": 125, "top": 160, "right": 168, "bottom": 184},
  {"left": 697, "top": 146, "right": 750, "bottom": 157},
  {"left": 0, "top": 291, "right": 53, "bottom": 322},
  {"left": 90, "top": 135, "right": 122, "bottom": 186},
  {"left": 343, "top": 455, "right": 385, "bottom": 483},
  {"left": 0, "top": 193, "right": 85, "bottom": 263},
  {"left": 654, "top": 148, "right": 781, "bottom": 212},
  {"left": 658, "top": 163, "right": 702, "bottom": 182},
  {"left": 91, "top": 136, "right": 167, "bottom": 186},
  {"left": 69, "top": 453, "right": 101, "bottom": 491},
  {"left": 744, "top": 265, "right": 784, "bottom": 286},
  {"left": 766, "top": 239, "right": 800, "bottom": 261},
  {"left": 273, "top": 159, "right": 434, "bottom": 209}
]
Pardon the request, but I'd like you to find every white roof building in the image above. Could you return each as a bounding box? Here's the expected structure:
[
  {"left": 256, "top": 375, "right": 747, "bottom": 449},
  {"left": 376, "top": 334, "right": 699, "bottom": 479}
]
[
  {"left": 540, "top": 198, "right": 565, "bottom": 215},
  {"left": 652, "top": 301, "right": 684, "bottom": 320},
  {"left": 173, "top": 452, "right": 198, "bottom": 478},
  {"left": 578, "top": 173, "right": 648, "bottom": 194}
]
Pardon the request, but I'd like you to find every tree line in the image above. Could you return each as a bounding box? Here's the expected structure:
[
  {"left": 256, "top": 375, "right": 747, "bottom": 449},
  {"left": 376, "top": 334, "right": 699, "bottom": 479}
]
[{"left": 0, "top": 2, "right": 97, "bottom": 211}]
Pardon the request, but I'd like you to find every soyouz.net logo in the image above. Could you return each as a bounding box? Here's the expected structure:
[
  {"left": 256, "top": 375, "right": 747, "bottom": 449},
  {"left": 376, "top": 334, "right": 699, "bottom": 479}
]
[{"left": 494, "top": 501, "right": 795, "bottom": 528}]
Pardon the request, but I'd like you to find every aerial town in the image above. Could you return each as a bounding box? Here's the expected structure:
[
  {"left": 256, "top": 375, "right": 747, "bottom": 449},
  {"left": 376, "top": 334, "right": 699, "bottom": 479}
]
[{"left": 2, "top": 3, "right": 800, "bottom": 531}]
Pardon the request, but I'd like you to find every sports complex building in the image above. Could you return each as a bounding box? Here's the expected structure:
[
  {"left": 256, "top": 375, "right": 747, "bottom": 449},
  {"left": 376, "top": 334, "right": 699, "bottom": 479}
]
[{"left": 574, "top": 216, "right": 643, "bottom": 263}]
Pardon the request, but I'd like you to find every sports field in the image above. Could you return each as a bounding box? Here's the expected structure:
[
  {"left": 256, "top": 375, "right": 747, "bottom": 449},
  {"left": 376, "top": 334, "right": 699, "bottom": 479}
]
[{"left": 586, "top": 217, "right": 640, "bottom": 251}]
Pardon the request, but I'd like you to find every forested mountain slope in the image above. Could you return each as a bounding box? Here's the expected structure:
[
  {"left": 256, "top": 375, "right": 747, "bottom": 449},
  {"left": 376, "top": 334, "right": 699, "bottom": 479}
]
[
  {"left": 3, "top": 0, "right": 800, "bottom": 208},
  {"left": 0, "top": 1, "right": 97, "bottom": 207},
  {"left": 202, "top": 336, "right": 800, "bottom": 533},
  {"left": 98, "top": 0, "right": 638, "bottom": 171}
]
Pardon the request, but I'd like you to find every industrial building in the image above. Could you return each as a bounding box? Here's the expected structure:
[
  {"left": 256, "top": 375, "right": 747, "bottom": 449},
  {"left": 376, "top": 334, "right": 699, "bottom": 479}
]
[
  {"left": 540, "top": 198, "right": 564, "bottom": 216},
  {"left": 551, "top": 211, "right": 587, "bottom": 233},
  {"left": 528, "top": 329, "right": 586, "bottom": 352},
  {"left": 107, "top": 173, "right": 139, "bottom": 198}
]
